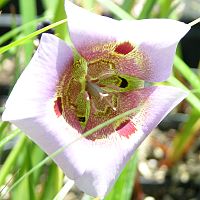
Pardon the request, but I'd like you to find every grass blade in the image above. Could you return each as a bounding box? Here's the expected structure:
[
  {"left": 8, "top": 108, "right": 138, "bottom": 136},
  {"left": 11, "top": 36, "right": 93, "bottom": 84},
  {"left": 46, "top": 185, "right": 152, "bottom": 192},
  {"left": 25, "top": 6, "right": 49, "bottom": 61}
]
[
  {"left": 19, "top": 0, "right": 37, "bottom": 64},
  {"left": 0, "top": 122, "right": 9, "bottom": 139},
  {"left": 174, "top": 55, "right": 200, "bottom": 90},
  {"left": 40, "top": 164, "right": 63, "bottom": 200},
  {"left": 53, "top": 0, "right": 67, "bottom": 40},
  {"left": 167, "top": 76, "right": 200, "bottom": 113},
  {"left": 169, "top": 111, "right": 200, "bottom": 163},
  {"left": 121, "top": 0, "right": 136, "bottom": 13},
  {"left": 12, "top": 141, "right": 36, "bottom": 200},
  {"left": 159, "top": 0, "right": 172, "bottom": 18},
  {"left": 0, "top": 135, "right": 26, "bottom": 186},
  {"left": 0, "top": 129, "right": 20, "bottom": 149},
  {"left": 138, "top": 0, "right": 157, "bottom": 19},
  {"left": 0, "top": 17, "right": 46, "bottom": 46},
  {"left": 0, "top": 19, "right": 67, "bottom": 54}
]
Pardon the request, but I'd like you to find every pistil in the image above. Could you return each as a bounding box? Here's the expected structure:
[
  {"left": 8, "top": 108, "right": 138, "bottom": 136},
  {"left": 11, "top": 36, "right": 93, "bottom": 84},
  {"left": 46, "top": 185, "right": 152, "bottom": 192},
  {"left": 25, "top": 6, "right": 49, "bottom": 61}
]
[{"left": 86, "top": 80, "right": 117, "bottom": 112}]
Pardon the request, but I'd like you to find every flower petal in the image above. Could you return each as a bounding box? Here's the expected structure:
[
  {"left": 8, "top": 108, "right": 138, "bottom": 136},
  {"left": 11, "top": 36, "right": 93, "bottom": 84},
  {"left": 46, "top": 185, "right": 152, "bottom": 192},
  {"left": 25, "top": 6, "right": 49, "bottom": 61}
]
[
  {"left": 65, "top": 1, "right": 190, "bottom": 82},
  {"left": 118, "top": 19, "right": 190, "bottom": 81},
  {"left": 73, "top": 86, "right": 187, "bottom": 197},
  {"left": 65, "top": 0, "right": 117, "bottom": 50},
  {"left": 3, "top": 33, "right": 73, "bottom": 120},
  {"left": 134, "top": 86, "right": 188, "bottom": 134},
  {"left": 5, "top": 102, "right": 88, "bottom": 179},
  {"left": 2, "top": 34, "right": 88, "bottom": 179}
]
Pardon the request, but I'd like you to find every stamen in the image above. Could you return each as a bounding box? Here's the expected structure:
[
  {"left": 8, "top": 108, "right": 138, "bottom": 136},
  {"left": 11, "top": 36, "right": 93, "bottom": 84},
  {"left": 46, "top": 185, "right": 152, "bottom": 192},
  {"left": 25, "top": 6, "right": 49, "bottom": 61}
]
[
  {"left": 86, "top": 81, "right": 117, "bottom": 111},
  {"left": 103, "top": 84, "right": 121, "bottom": 91},
  {"left": 97, "top": 72, "right": 116, "bottom": 79},
  {"left": 87, "top": 81, "right": 108, "bottom": 99},
  {"left": 91, "top": 100, "right": 98, "bottom": 112},
  {"left": 103, "top": 97, "right": 117, "bottom": 111},
  {"left": 99, "top": 92, "right": 109, "bottom": 98}
]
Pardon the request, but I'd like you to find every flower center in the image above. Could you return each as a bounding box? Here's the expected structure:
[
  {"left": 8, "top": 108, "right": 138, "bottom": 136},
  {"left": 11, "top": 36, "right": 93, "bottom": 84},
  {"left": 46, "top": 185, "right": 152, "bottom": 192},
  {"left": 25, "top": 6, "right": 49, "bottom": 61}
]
[
  {"left": 86, "top": 79, "right": 118, "bottom": 114},
  {"left": 54, "top": 43, "right": 144, "bottom": 140},
  {"left": 55, "top": 58, "right": 119, "bottom": 130}
]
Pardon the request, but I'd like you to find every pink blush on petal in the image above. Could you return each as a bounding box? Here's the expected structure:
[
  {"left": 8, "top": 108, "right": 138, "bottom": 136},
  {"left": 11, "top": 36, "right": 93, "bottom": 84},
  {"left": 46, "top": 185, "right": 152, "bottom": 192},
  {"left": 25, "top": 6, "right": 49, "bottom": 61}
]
[
  {"left": 116, "top": 120, "right": 137, "bottom": 138},
  {"left": 54, "top": 97, "right": 62, "bottom": 117},
  {"left": 114, "top": 42, "right": 134, "bottom": 55}
]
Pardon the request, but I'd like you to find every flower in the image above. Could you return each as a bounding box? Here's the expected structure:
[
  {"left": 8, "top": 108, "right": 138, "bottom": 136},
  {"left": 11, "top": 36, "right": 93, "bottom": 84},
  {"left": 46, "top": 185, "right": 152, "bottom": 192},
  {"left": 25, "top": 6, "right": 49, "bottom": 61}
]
[{"left": 2, "top": 1, "right": 190, "bottom": 197}]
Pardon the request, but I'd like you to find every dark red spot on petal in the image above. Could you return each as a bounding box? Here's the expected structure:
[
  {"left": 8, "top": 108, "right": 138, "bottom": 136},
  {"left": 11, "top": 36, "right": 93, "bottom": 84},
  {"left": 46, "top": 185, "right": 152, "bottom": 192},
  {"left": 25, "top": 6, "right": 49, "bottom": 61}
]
[
  {"left": 116, "top": 120, "right": 137, "bottom": 138},
  {"left": 54, "top": 97, "right": 62, "bottom": 117},
  {"left": 114, "top": 42, "right": 134, "bottom": 55}
]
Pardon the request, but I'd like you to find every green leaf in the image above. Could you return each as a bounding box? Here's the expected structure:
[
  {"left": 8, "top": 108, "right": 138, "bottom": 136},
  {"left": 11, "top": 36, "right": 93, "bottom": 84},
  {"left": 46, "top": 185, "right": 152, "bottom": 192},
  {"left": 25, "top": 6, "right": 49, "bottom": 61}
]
[
  {"left": 96, "top": 0, "right": 134, "bottom": 20},
  {"left": 19, "top": 0, "right": 37, "bottom": 64},
  {"left": 121, "top": 0, "right": 136, "bottom": 13},
  {"left": 0, "top": 129, "right": 20, "bottom": 149},
  {"left": 40, "top": 163, "right": 63, "bottom": 200},
  {"left": 158, "top": 0, "right": 172, "bottom": 18},
  {"left": 0, "top": 0, "right": 10, "bottom": 8},
  {"left": 170, "top": 110, "right": 200, "bottom": 162},
  {"left": 0, "top": 122, "right": 9, "bottom": 140},
  {"left": 138, "top": 0, "right": 157, "bottom": 19},
  {"left": 0, "top": 134, "right": 26, "bottom": 187},
  {"left": 167, "top": 76, "right": 200, "bottom": 114},
  {"left": 12, "top": 141, "right": 36, "bottom": 200},
  {"left": 30, "top": 144, "right": 46, "bottom": 184},
  {"left": 174, "top": 55, "right": 200, "bottom": 90},
  {"left": 105, "top": 152, "right": 138, "bottom": 200},
  {"left": 12, "top": 172, "right": 32, "bottom": 200},
  {"left": 53, "top": 0, "right": 67, "bottom": 40}
]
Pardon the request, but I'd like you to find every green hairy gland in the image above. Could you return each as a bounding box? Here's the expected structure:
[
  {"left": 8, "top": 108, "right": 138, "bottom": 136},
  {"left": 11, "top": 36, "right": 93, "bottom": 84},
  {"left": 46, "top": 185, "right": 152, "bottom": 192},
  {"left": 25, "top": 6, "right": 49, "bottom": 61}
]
[{"left": 55, "top": 42, "right": 144, "bottom": 136}]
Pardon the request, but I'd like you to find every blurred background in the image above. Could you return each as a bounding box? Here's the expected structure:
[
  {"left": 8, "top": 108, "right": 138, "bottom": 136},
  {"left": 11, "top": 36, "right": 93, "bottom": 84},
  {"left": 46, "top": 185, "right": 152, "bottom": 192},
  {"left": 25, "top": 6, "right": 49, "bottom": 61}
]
[{"left": 0, "top": 0, "right": 200, "bottom": 199}]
